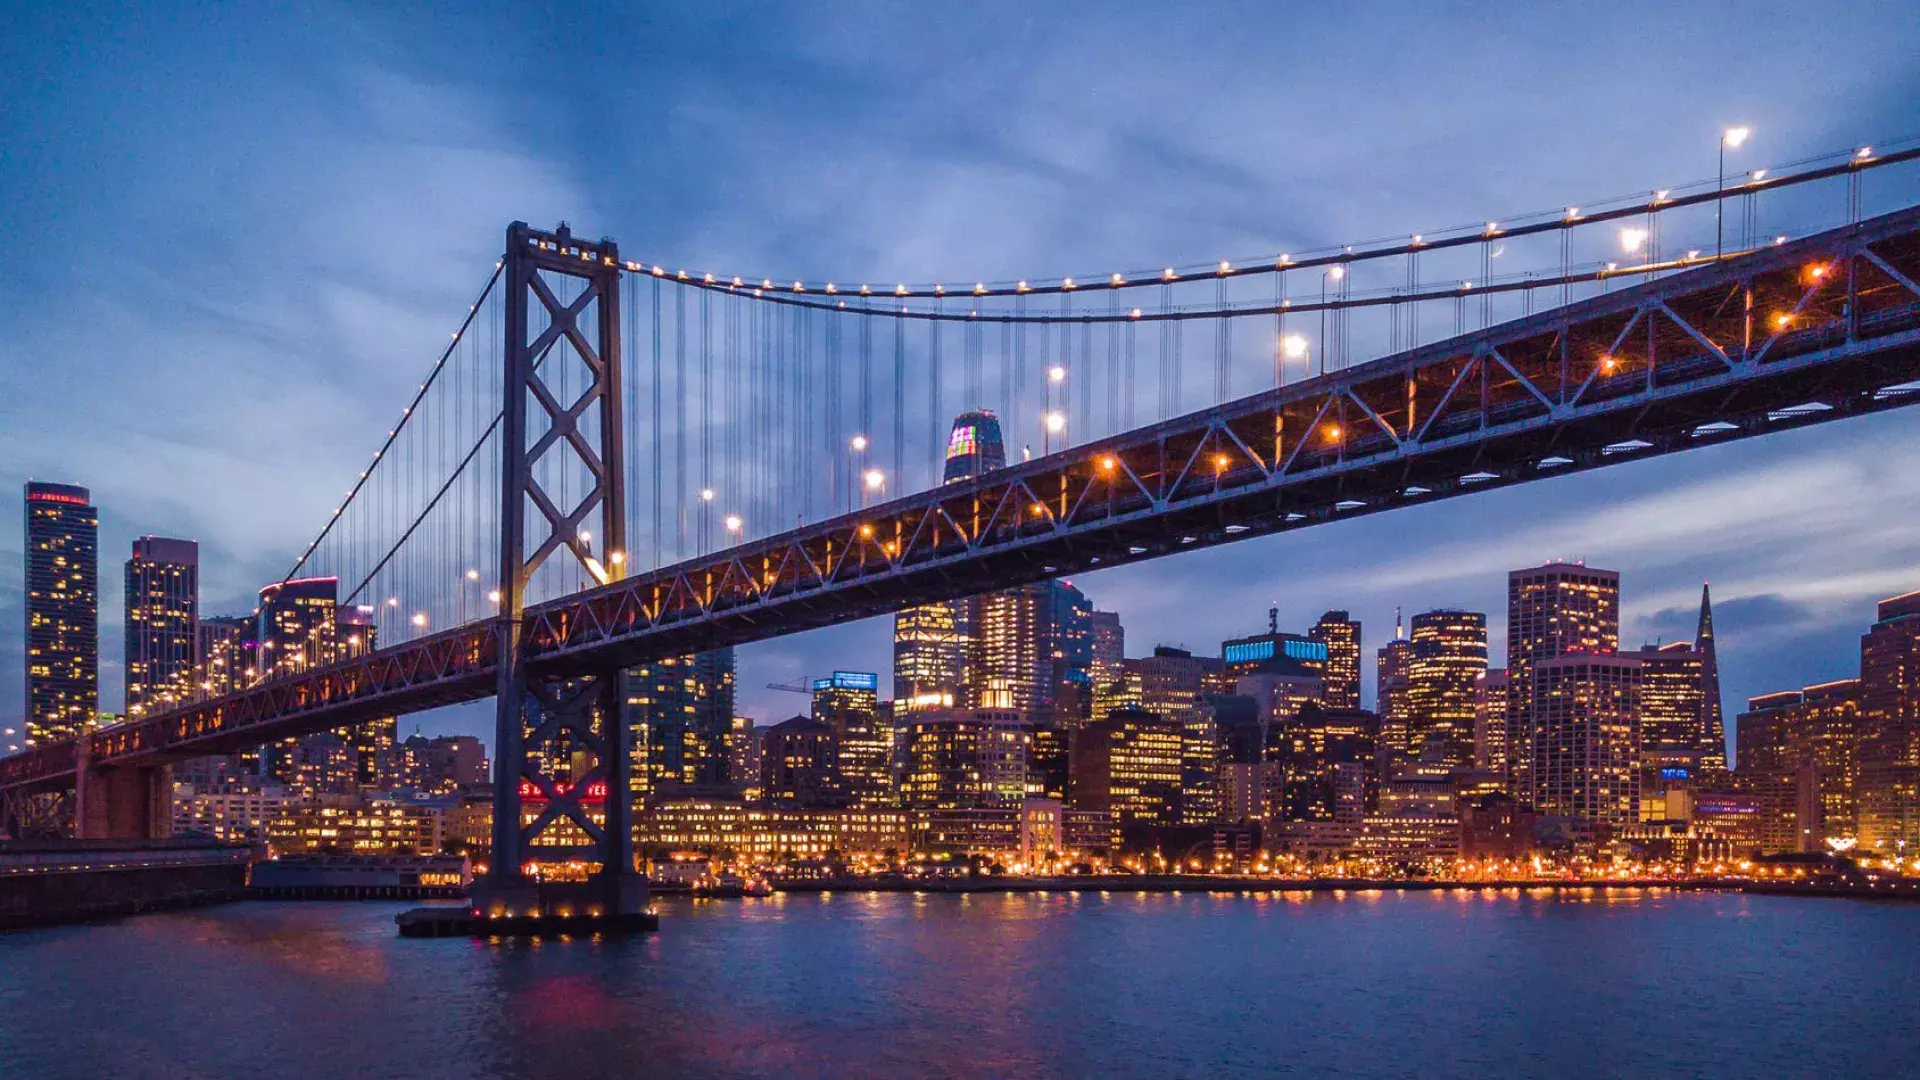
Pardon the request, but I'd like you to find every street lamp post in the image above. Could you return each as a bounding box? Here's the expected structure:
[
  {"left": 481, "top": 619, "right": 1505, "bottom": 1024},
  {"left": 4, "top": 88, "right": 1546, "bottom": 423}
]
[
  {"left": 862, "top": 468, "right": 885, "bottom": 508},
  {"left": 1318, "top": 266, "right": 1345, "bottom": 377},
  {"left": 848, "top": 434, "right": 869, "bottom": 514},
  {"left": 1718, "top": 125, "right": 1751, "bottom": 258},
  {"left": 699, "top": 488, "right": 715, "bottom": 555}
]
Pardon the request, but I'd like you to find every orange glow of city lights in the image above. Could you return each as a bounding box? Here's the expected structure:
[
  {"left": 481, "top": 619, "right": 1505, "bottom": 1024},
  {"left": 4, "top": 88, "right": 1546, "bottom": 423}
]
[
  {"left": 1098, "top": 455, "right": 1117, "bottom": 472},
  {"left": 1323, "top": 423, "right": 1342, "bottom": 442},
  {"left": 1213, "top": 453, "right": 1230, "bottom": 471}
]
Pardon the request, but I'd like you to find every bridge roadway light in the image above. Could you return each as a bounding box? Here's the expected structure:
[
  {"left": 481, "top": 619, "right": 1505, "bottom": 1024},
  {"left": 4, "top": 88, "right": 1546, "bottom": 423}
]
[
  {"left": 1618, "top": 226, "right": 1648, "bottom": 255},
  {"left": 724, "top": 513, "right": 744, "bottom": 533},
  {"left": 863, "top": 468, "right": 886, "bottom": 491},
  {"left": 1280, "top": 333, "right": 1309, "bottom": 361},
  {"left": 1044, "top": 411, "right": 1066, "bottom": 433},
  {"left": 410, "top": 612, "right": 428, "bottom": 628},
  {"left": 1048, "top": 366, "right": 1067, "bottom": 384},
  {"left": 850, "top": 434, "right": 869, "bottom": 452},
  {"left": 700, "top": 488, "right": 715, "bottom": 502},
  {"left": 1718, "top": 125, "right": 1752, "bottom": 257}
]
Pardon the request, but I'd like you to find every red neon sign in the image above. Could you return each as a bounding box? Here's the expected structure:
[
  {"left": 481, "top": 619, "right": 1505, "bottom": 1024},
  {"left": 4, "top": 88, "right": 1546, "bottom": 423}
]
[
  {"left": 518, "top": 779, "right": 608, "bottom": 803},
  {"left": 28, "top": 492, "right": 87, "bottom": 506}
]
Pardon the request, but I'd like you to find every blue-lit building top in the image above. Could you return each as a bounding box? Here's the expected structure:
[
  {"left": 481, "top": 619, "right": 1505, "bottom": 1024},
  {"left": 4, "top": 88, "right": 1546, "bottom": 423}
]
[
  {"left": 812, "top": 671, "right": 880, "bottom": 693},
  {"left": 1221, "top": 633, "right": 1328, "bottom": 668}
]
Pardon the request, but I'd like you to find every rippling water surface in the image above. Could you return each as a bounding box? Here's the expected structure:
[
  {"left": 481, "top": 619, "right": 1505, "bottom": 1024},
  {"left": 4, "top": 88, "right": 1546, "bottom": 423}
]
[{"left": 3, "top": 889, "right": 1916, "bottom": 1079}]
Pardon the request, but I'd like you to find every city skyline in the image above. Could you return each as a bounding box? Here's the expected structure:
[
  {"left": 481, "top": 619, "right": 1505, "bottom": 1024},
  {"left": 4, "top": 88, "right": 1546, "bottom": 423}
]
[
  {"left": 10, "top": 457, "right": 1905, "bottom": 774},
  {"left": 4, "top": 4, "right": 1919, "bottom": 741}
]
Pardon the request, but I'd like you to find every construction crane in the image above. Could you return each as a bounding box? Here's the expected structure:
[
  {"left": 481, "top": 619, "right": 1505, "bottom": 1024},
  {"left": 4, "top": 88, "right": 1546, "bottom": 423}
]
[{"left": 765, "top": 678, "right": 815, "bottom": 695}]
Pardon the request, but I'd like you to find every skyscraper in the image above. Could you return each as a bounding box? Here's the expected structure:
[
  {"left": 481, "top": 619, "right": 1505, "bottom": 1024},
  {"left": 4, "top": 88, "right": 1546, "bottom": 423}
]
[
  {"left": 1404, "top": 609, "right": 1488, "bottom": 772},
  {"left": 23, "top": 482, "right": 98, "bottom": 748},
  {"left": 1474, "top": 668, "right": 1510, "bottom": 773},
  {"left": 626, "top": 649, "right": 736, "bottom": 798},
  {"left": 1857, "top": 590, "right": 1920, "bottom": 853},
  {"left": 892, "top": 410, "right": 1007, "bottom": 705},
  {"left": 812, "top": 671, "right": 891, "bottom": 806},
  {"left": 124, "top": 536, "right": 198, "bottom": 718},
  {"left": 941, "top": 408, "right": 1007, "bottom": 481},
  {"left": 1375, "top": 614, "right": 1415, "bottom": 766},
  {"left": 1089, "top": 610, "right": 1125, "bottom": 690},
  {"left": 966, "top": 582, "right": 1052, "bottom": 711},
  {"left": 1737, "top": 680, "right": 1864, "bottom": 852},
  {"left": 1696, "top": 584, "right": 1728, "bottom": 767},
  {"left": 1506, "top": 562, "right": 1621, "bottom": 800},
  {"left": 1309, "top": 610, "right": 1362, "bottom": 710},
  {"left": 1530, "top": 653, "right": 1641, "bottom": 826}
]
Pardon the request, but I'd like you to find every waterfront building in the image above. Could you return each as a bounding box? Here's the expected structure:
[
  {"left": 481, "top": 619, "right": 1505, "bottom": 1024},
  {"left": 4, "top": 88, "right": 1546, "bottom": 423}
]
[
  {"left": 23, "top": 481, "right": 98, "bottom": 748},
  {"left": 172, "top": 779, "right": 294, "bottom": 844},
  {"left": 1354, "top": 810, "right": 1461, "bottom": 863},
  {"left": 626, "top": 649, "right": 736, "bottom": 798},
  {"left": 760, "top": 715, "right": 846, "bottom": 808},
  {"left": 1459, "top": 793, "right": 1537, "bottom": 862},
  {"left": 1069, "top": 706, "right": 1184, "bottom": 825},
  {"left": 901, "top": 708, "right": 1031, "bottom": 810},
  {"left": 123, "top": 536, "right": 198, "bottom": 717},
  {"left": 1858, "top": 590, "right": 1920, "bottom": 854},
  {"left": 1506, "top": 562, "right": 1621, "bottom": 801},
  {"left": 635, "top": 799, "right": 911, "bottom": 863},
  {"left": 266, "top": 794, "right": 450, "bottom": 857},
  {"left": 1309, "top": 610, "right": 1363, "bottom": 710},
  {"left": 812, "top": 671, "right": 892, "bottom": 806},
  {"left": 1404, "top": 609, "right": 1488, "bottom": 772},
  {"left": 1474, "top": 668, "right": 1510, "bottom": 774},
  {"left": 1530, "top": 653, "right": 1641, "bottom": 827},
  {"left": 908, "top": 800, "right": 1114, "bottom": 864}
]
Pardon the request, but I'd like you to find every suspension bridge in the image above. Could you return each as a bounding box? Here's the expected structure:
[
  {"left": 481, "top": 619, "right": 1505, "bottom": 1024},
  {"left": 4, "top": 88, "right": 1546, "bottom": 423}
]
[{"left": 6, "top": 138, "right": 1920, "bottom": 923}]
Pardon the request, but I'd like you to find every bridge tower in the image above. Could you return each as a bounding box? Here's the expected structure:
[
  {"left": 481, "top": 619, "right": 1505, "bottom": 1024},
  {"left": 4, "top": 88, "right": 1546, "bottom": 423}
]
[{"left": 475, "top": 222, "right": 644, "bottom": 922}]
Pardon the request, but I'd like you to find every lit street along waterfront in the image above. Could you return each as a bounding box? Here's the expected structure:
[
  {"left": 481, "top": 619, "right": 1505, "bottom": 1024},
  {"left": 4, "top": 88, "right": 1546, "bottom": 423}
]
[{"left": 3, "top": 891, "right": 1916, "bottom": 1080}]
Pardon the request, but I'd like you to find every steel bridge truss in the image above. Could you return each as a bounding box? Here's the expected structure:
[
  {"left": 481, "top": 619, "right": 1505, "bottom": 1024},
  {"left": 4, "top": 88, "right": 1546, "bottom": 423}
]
[{"left": 6, "top": 206, "right": 1920, "bottom": 800}]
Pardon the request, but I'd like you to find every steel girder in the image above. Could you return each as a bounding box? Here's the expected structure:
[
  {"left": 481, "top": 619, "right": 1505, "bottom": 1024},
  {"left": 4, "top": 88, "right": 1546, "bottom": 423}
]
[{"left": 7, "top": 205, "right": 1920, "bottom": 796}]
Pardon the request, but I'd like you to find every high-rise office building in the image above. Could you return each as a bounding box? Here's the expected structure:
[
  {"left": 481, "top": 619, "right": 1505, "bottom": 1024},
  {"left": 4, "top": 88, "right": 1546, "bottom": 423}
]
[
  {"left": 759, "top": 715, "right": 846, "bottom": 808},
  {"left": 1130, "top": 647, "right": 1223, "bottom": 824},
  {"left": 1310, "top": 610, "right": 1362, "bottom": 710},
  {"left": 1404, "top": 609, "right": 1487, "bottom": 772},
  {"left": 1069, "top": 706, "right": 1184, "bottom": 826},
  {"left": 1506, "top": 562, "right": 1621, "bottom": 800},
  {"left": 1530, "top": 654, "right": 1640, "bottom": 826},
  {"left": 902, "top": 708, "right": 1030, "bottom": 810},
  {"left": 626, "top": 649, "right": 736, "bottom": 798},
  {"left": 726, "top": 716, "right": 762, "bottom": 802},
  {"left": 893, "top": 411, "right": 1008, "bottom": 704},
  {"left": 893, "top": 601, "right": 966, "bottom": 703},
  {"left": 333, "top": 605, "right": 392, "bottom": 788},
  {"left": 966, "top": 582, "right": 1051, "bottom": 711},
  {"left": 1858, "top": 590, "right": 1920, "bottom": 853},
  {"left": 1222, "top": 626, "right": 1328, "bottom": 683},
  {"left": 1046, "top": 581, "right": 1094, "bottom": 717},
  {"left": 1631, "top": 642, "right": 1708, "bottom": 754},
  {"left": 1267, "top": 701, "right": 1379, "bottom": 823},
  {"left": 255, "top": 576, "right": 339, "bottom": 674},
  {"left": 812, "top": 671, "right": 891, "bottom": 806},
  {"left": 1737, "top": 680, "right": 1864, "bottom": 852},
  {"left": 1474, "top": 668, "right": 1510, "bottom": 774},
  {"left": 1090, "top": 610, "right": 1125, "bottom": 691},
  {"left": 941, "top": 408, "right": 1007, "bottom": 482},
  {"left": 1375, "top": 614, "right": 1415, "bottom": 766},
  {"left": 123, "top": 536, "right": 198, "bottom": 717},
  {"left": 23, "top": 482, "right": 98, "bottom": 748},
  {"left": 1696, "top": 584, "right": 1728, "bottom": 768}
]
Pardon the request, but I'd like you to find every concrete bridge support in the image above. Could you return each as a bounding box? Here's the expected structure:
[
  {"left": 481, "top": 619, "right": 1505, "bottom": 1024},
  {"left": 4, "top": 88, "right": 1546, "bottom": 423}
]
[{"left": 74, "top": 750, "right": 171, "bottom": 841}]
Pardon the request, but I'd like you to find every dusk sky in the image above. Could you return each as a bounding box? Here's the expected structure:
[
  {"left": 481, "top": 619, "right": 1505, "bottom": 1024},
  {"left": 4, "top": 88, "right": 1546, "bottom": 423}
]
[{"left": 4, "top": 2, "right": 1919, "bottom": 746}]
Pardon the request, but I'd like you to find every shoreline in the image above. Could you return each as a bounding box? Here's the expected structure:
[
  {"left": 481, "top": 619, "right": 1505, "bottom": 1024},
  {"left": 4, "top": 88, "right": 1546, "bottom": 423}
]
[{"left": 754, "top": 875, "right": 1920, "bottom": 901}]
